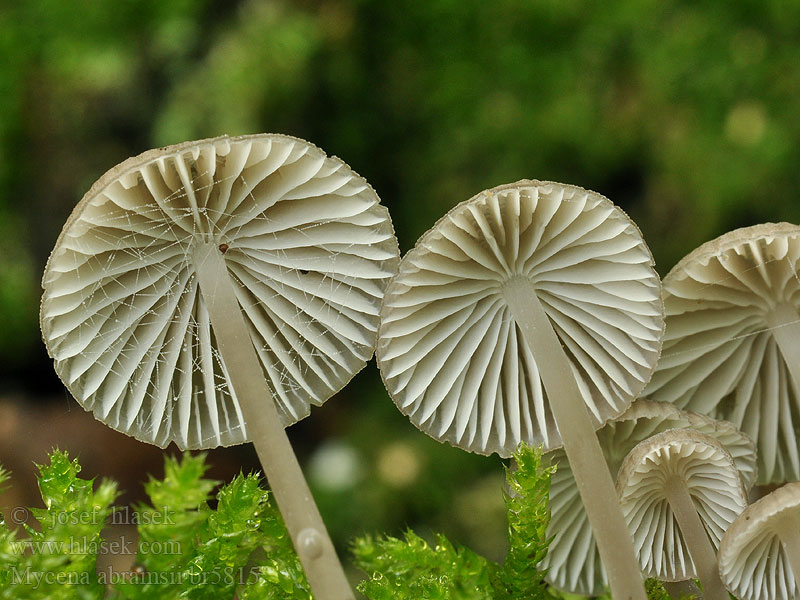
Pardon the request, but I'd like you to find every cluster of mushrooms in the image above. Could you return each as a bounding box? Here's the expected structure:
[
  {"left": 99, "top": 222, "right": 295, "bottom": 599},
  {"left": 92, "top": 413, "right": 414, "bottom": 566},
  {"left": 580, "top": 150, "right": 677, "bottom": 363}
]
[{"left": 38, "top": 133, "right": 800, "bottom": 600}]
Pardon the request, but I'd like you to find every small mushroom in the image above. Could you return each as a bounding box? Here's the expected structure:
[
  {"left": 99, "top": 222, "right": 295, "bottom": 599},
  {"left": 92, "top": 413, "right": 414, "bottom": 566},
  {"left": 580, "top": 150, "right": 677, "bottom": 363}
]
[
  {"left": 646, "top": 223, "right": 800, "bottom": 485},
  {"left": 616, "top": 429, "right": 748, "bottom": 600},
  {"left": 378, "top": 180, "right": 664, "bottom": 600},
  {"left": 40, "top": 134, "right": 400, "bottom": 599},
  {"left": 544, "top": 399, "right": 756, "bottom": 595},
  {"left": 718, "top": 481, "right": 800, "bottom": 600}
]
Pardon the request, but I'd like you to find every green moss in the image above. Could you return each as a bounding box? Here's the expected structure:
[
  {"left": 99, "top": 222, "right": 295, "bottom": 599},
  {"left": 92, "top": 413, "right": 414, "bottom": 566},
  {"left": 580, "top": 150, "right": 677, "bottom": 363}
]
[
  {"left": 0, "top": 451, "right": 309, "bottom": 600},
  {"left": 0, "top": 448, "right": 702, "bottom": 599},
  {"left": 353, "top": 443, "right": 553, "bottom": 599},
  {"left": 0, "top": 450, "right": 117, "bottom": 599}
]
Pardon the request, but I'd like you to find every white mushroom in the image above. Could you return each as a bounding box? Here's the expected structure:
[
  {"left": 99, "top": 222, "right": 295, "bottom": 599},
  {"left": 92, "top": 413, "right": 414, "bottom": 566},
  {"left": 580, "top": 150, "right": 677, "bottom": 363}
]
[
  {"left": 544, "top": 399, "right": 756, "bottom": 596},
  {"left": 646, "top": 223, "right": 800, "bottom": 484},
  {"left": 719, "top": 481, "right": 800, "bottom": 600},
  {"left": 616, "top": 429, "right": 748, "bottom": 600},
  {"left": 378, "top": 180, "right": 664, "bottom": 600},
  {"left": 40, "top": 134, "right": 400, "bottom": 600}
]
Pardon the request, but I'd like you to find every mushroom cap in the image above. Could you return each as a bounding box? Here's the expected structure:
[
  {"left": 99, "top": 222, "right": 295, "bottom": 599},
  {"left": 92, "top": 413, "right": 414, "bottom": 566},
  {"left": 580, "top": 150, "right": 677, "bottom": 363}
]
[
  {"left": 645, "top": 223, "right": 800, "bottom": 484},
  {"left": 616, "top": 429, "right": 748, "bottom": 582},
  {"left": 682, "top": 409, "right": 758, "bottom": 490},
  {"left": 376, "top": 180, "right": 664, "bottom": 457},
  {"left": 40, "top": 134, "right": 399, "bottom": 449},
  {"left": 543, "top": 400, "right": 756, "bottom": 595},
  {"left": 719, "top": 481, "right": 800, "bottom": 600}
]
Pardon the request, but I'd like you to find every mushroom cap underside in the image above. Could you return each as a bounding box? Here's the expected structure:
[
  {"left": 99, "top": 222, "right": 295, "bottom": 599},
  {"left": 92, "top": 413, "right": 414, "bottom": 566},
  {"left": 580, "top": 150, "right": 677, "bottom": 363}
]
[
  {"left": 377, "top": 180, "right": 664, "bottom": 457},
  {"left": 616, "top": 429, "right": 748, "bottom": 582},
  {"left": 543, "top": 400, "right": 755, "bottom": 595},
  {"left": 41, "top": 134, "right": 400, "bottom": 449},
  {"left": 646, "top": 222, "right": 800, "bottom": 484},
  {"left": 719, "top": 481, "right": 800, "bottom": 600}
]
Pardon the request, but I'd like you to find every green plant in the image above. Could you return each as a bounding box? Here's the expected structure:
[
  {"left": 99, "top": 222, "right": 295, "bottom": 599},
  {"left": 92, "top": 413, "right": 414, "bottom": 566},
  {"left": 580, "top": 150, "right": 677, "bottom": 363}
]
[
  {"left": 0, "top": 451, "right": 118, "bottom": 599},
  {"left": 352, "top": 442, "right": 553, "bottom": 599},
  {"left": 0, "top": 447, "right": 694, "bottom": 599},
  {"left": 0, "top": 451, "right": 310, "bottom": 599}
]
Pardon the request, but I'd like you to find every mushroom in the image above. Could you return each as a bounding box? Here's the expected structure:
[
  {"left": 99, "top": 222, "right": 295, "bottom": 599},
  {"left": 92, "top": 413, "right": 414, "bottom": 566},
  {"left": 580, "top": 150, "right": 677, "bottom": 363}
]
[
  {"left": 718, "top": 481, "right": 800, "bottom": 600},
  {"left": 544, "top": 399, "right": 756, "bottom": 596},
  {"left": 645, "top": 223, "right": 800, "bottom": 485},
  {"left": 377, "top": 180, "right": 664, "bottom": 599},
  {"left": 616, "top": 429, "right": 748, "bottom": 600},
  {"left": 39, "top": 134, "right": 400, "bottom": 599}
]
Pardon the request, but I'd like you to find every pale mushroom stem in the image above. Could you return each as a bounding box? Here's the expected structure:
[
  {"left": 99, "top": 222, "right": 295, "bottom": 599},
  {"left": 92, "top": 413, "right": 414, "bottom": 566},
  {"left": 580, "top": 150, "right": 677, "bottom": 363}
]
[
  {"left": 503, "top": 277, "right": 647, "bottom": 600},
  {"left": 192, "top": 243, "right": 353, "bottom": 600},
  {"left": 663, "top": 579, "right": 700, "bottom": 600},
  {"left": 768, "top": 303, "right": 800, "bottom": 394},
  {"left": 777, "top": 513, "right": 800, "bottom": 589},
  {"left": 663, "top": 476, "right": 729, "bottom": 600}
]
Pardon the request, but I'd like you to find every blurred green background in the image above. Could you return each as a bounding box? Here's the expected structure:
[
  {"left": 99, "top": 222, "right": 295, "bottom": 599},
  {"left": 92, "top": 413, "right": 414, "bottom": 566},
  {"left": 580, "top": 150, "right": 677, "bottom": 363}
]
[{"left": 2, "top": 0, "right": 800, "bottom": 583}]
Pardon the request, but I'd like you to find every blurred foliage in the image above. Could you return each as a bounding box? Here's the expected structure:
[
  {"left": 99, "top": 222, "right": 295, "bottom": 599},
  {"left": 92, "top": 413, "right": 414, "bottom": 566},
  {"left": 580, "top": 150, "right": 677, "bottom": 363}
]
[
  {"left": 2, "top": 0, "right": 800, "bottom": 584},
  {"left": 5, "top": 0, "right": 800, "bottom": 371}
]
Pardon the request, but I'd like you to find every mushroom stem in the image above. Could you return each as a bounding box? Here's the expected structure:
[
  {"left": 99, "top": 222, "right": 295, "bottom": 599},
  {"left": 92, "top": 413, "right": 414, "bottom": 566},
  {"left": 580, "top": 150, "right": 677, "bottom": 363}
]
[
  {"left": 768, "top": 303, "right": 800, "bottom": 394},
  {"left": 663, "top": 476, "right": 728, "bottom": 600},
  {"left": 663, "top": 579, "right": 701, "bottom": 600},
  {"left": 503, "top": 277, "right": 646, "bottom": 600},
  {"left": 777, "top": 512, "right": 800, "bottom": 587},
  {"left": 192, "top": 242, "right": 353, "bottom": 600}
]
